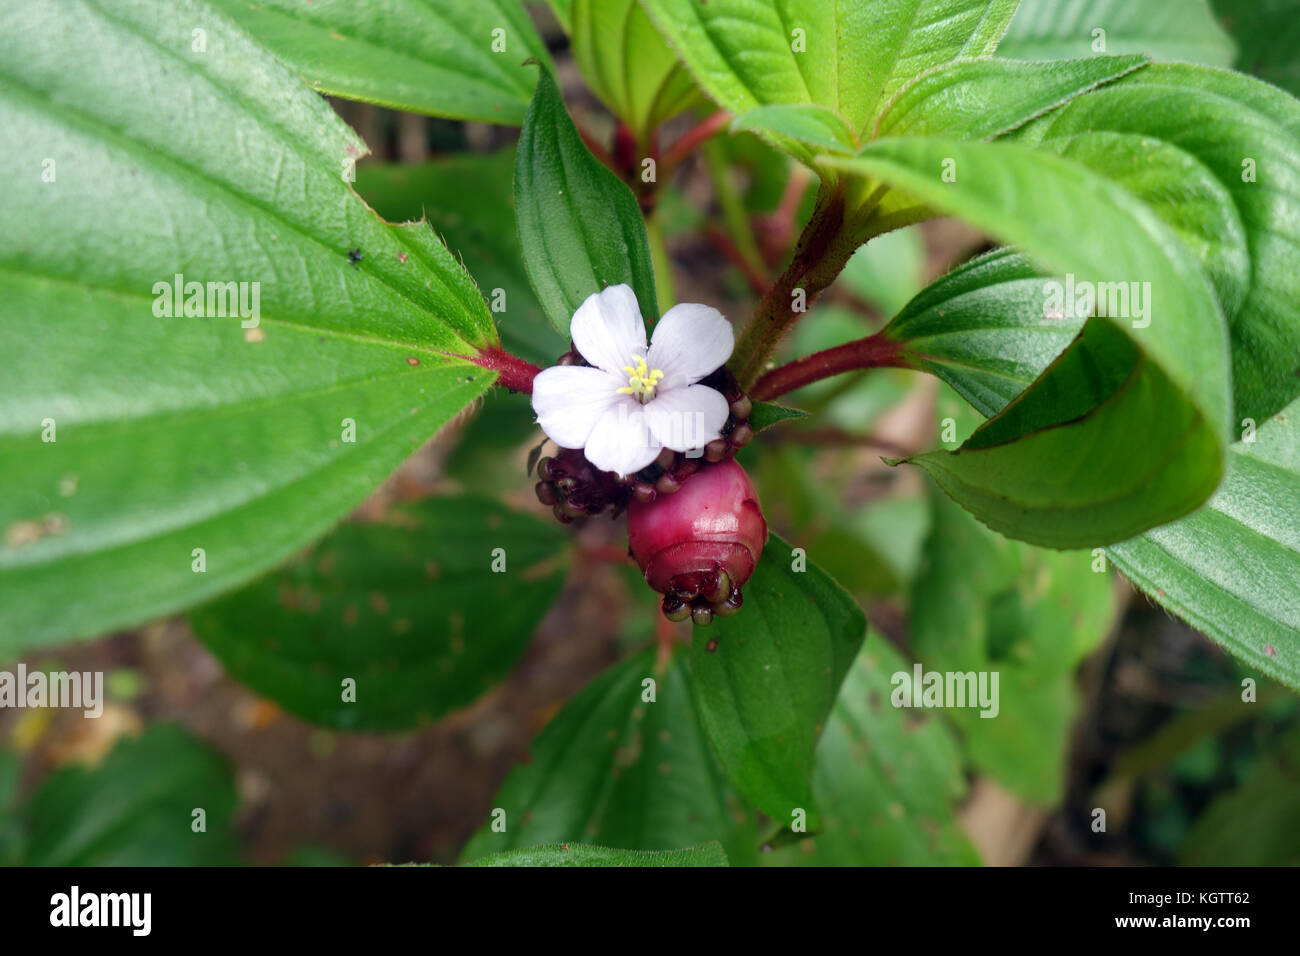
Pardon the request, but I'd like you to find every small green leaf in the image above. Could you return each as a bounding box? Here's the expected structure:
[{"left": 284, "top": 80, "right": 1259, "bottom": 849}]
[
  {"left": 464, "top": 841, "right": 729, "bottom": 867},
  {"left": 748, "top": 401, "right": 810, "bottom": 433},
  {"left": 998, "top": 0, "right": 1236, "bottom": 66},
  {"left": 190, "top": 497, "right": 567, "bottom": 731},
  {"left": 21, "top": 725, "right": 237, "bottom": 866},
  {"left": 515, "top": 66, "right": 658, "bottom": 336},
  {"left": 763, "top": 642, "right": 979, "bottom": 865},
  {"left": 910, "top": 487, "right": 1118, "bottom": 804},
  {"left": 207, "top": 0, "right": 551, "bottom": 125},
  {"left": 0, "top": 0, "right": 496, "bottom": 652},
  {"left": 827, "top": 137, "right": 1231, "bottom": 548},
  {"left": 875, "top": 55, "right": 1149, "bottom": 140},
  {"left": 640, "top": 0, "right": 1020, "bottom": 142},
  {"left": 460, "top": 650, "right": 753, "bottom": 862},
  {"left": 570, "top": 0, "right": 699, "bottom": 142},
  {"left": 689, "top": 532, "right": 867, "bottom": 829},
  {"left": 1109, "top": 399, "right": 1300, "bottom": 693}
]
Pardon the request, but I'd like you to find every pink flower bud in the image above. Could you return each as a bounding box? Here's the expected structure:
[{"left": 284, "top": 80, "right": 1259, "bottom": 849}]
[{"left": 627, "top": 459, "right": 767, "bottom": 628}]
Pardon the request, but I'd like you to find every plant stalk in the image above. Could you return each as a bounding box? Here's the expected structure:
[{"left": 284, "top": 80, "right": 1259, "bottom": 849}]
[{"left": 750, "top": 332, "right": 908, "bottom": 402}]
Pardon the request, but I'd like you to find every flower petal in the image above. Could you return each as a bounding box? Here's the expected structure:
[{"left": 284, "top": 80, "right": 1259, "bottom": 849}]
[
  {"left": 583, "top": 400, "right": 661, "bottom": 476},
  {"left": 531, "top": 365, "right": 621, "bottom": 449},
  {"left": 644, "top": 384, "right": 729, "bottom": 451},
  {"left": 647, "top": 302, "right": 733, "bottom": 389},
  {"left": 570, "top": 284, "right": 647, "bottom": 373}
]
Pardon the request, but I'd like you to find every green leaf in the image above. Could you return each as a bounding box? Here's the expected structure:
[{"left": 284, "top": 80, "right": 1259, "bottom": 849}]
[
  {"left": 1109, "top": 399, "right": 1300, "bottom": 693},
  {"left": 21, "top": 725, "right": 238, "bottom": 866},
  {"left": 190, "top": 497, "right": 567, "bottom": 731},
  {"left": 460, "top": 650, "right": 754, "bottom": 862},
  {"left": 875, "top": 55, "right": 1149, "bottom": 140},
  {"left": 885, "top": 268, "right": 1300, "bottom": 690},
  {"left": 1180, "top": 726, "right": 1300, "bottom": 865},
  {"left": 0, "top": 1, "right": 497, "bottom": 651},
  {"left": 998, "top": 0, "right": 1236, "bottom": 66},
  {"left": 355, "top": 149, "right": 566, "bottom": 367},
  {"left": 464, "top": 841, "right": 729, "bottom": 867},
  {"left": 640, "top": 0, "right": 1020, "bottom": 143},
  {"left": 825, "top": 137, "right": 1231, "bottom": 548},
  {"left": 207, "top": 0, "right": 551, "bottom": 125},
  {"left": 515, "top": 66, "right": 658, "bottom": 336},
  {"left": 882, "top": 249, "right": 1083, "bottom": 416},
  {"left": 1214, "top": 0, "right": 1300, "bottom": 96},
  {"left": 689, "top": 532, "right": 867, "bottom": 829},
  {"left": 763, "top": 642, "right": 978, "bottom": 864},
  {"left": 910, "top": 487, "right": 1117, "bottom": 803},
  {"left": 749, "top": 401, "right": 809, "bottom": 432},
  {"left": 1012, "top": 62, "right": 1300, "bottom": 423},
  {"left": 731, "top": 103, "right": 860, "bottom": 166},
  {"left": 570, "top": 0, "right": 699, "bottom": 141}
]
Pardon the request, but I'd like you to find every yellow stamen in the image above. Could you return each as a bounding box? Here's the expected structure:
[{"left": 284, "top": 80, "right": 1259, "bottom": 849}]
[{"left": 615, "top": 355, "right": 665, "bottom": 404}]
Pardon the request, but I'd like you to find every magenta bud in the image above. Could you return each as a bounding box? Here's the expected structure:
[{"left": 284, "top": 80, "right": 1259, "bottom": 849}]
[{"left": 628, "top": 460, "right": 767, "bottom": 624}]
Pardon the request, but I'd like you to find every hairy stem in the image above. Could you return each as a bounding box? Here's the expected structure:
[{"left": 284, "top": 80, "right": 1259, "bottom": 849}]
[
  {"left": 728, "top": 182, "right": 861, "bottom": 390},
  {"left": 750, "top": 332, "right": 908, "bottom": 402},
  {"left": 467, "top": 346, "right": 542, "bottom": 394}
]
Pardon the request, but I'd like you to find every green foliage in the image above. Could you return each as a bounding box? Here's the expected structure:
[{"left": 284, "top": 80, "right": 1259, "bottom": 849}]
[
  {"left": 1011, "top": 63, "right": 1300, "bottom": 423},
  {"left": 689, "top": 533, "right": 867, "bottom": 829},
  {"left": 874, "top": 55, "right": 1149, "bottom": 140},
  {"left": 568, "top": 0, "right": 699, "bottom": 142},
  {"left": 515, "top": 66, "right": 659, "bottom": 335},
  {"left": 998, "top": 0, "right": 1236, "bottom": 65},
  {"left": 0, "top": 0, "right": 495, "bottom": 652},
  {"left": 465, "top": 841, "right": 729, "bottom": 866},
  {"left": 461, "top": 650, "right": 755, "bottom": 863},
  {"left": 1214, "top": 0, "right": 1300, "bottom": 96},
  {"left": 191, "top": 497, "right": 568, "bottom": 731},
  {"left": 1109, "top": 399, "right": 1300, "bottom": 692},
  {"left": 18, "top": 726, "right": 238, "bottom": 866},
  {"left": 641, "top": 0, "right": 1019, "bottom": 156},
  {"left": 835, "top": 137, "right": 1231, "bottom": 548},
  {"left": 911, "top": 488, "right": 1117, "bottom": 803},
  {"left": 208, "top": 0, "right": 551, "bottom": 124},
  {"left": 355, "top": 149, "right": 566, "bottom": 367},
  {"left": 764, "top": 641, "right": 979, "bottom": 865},
  {"left": 1180, "top": 726, "right": 1300, "bottom": 865}
]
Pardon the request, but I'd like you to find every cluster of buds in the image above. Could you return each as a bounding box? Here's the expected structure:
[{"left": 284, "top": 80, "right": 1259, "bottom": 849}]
[{"left": 532, "top": 359, "right": 756, "bottom": 520}]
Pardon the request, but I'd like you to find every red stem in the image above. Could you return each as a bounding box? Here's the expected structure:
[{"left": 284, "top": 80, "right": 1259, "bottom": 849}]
[
  {"left": 660, "top": 111, "right": 731, "bottom": 175},
  {"left": 750, "top": 333, "right": 909, "bottom": 402},
  {"left": 465, "top": 346, "right": 542, "bottom": 394}
]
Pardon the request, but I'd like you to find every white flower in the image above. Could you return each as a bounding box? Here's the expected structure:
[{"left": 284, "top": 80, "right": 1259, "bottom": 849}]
[{"left": 531, "top": 285, "right": 734, "bottom": 476}]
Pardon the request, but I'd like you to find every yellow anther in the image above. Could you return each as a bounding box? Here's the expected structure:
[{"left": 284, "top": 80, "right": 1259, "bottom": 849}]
[{"left": 616, "top": 355, "right": 665, "bottom": 403}]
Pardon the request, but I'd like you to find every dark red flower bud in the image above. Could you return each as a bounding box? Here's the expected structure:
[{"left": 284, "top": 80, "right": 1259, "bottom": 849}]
[{"left": 627, "top": 459, "right": 767, "bottom": 628}]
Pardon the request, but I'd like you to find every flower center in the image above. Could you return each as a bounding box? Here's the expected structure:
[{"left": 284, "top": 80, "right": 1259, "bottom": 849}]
[{"left": 616, "top": 355, "right": 665, "bottom": 404}]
